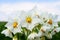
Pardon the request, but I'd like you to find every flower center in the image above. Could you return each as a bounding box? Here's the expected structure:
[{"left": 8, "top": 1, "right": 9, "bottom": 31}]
[
  {"left": 26, "top": 16, "right": 32, "bottom": 23},
  {"left": 13, "top": 22, "right": 18, "bottom": 28},
  {"left": 47, "top": 19, "right": 52, "bottom": 25}
]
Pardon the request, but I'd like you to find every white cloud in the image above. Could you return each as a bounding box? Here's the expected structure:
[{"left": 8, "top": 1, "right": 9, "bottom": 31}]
[
  {"left": 37, "top": 2, "right": 60, "bottom": 15},
  {"left": 0, "top": 2, "right": 60, "bottom": 21},
  {"left": 0, "top": 2, "right": 35, "bottom": 14}
]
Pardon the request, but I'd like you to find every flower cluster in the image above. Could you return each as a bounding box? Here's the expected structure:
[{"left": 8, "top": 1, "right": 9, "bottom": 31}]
[{"left": 1, "top": 7, "right": 60, "bottom": 40}]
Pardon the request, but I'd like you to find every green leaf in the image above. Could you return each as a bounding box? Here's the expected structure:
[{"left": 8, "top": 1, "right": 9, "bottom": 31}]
[
  {"left": 52, "top": 32, "right": 60, "bottom": 40},
  {"left": 58, "top": 21, "right": 60, "bottom": 27},
  {"left": 15, "top": 33, "right": 27, "bottom": 40}
]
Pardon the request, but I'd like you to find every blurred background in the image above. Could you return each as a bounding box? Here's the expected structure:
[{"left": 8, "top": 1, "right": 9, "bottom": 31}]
[{"left": 0, "top": 0, "right": 60, "bottom": 21}]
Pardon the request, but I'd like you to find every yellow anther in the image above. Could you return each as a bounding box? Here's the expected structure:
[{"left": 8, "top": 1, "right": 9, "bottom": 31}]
[
  {"left": 47, "top": 19, "right": 52, "bottom": 25},
  {"left": 13, "top": 22, "right": 18, "bottom": 28},
  {"left": 26, "top": 16, "right": 32, "bottom": 23}
]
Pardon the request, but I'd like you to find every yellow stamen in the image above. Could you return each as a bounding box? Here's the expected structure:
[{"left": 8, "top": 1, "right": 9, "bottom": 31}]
[
  {"left": 26, "top": 16, "right": 32, "bottom": 23},
  {"left": 47, "top": 19, "right": 52, "bottom": 25},
  {"left": 13, "top": 22, "right": 18, "bottom": 28}
]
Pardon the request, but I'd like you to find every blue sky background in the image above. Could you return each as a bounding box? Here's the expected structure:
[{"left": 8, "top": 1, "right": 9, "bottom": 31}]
[
  {"left": 0, "top": 0, "right": 60, "bottom": 3},
  {"left": 0, "top": 0, "right": 60, "bottom": 21}
]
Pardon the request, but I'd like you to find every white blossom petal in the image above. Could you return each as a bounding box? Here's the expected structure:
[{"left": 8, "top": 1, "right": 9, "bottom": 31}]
[{"left": 1, "top": 29, "right": 13, "bottom": 38}]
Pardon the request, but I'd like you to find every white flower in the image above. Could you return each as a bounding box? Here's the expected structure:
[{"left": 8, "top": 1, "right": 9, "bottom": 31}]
[
  {"left": 5, "top": 16, "right": 22, "bottom": 34},
  {"left": 40, "top": 12, "right": 50, "bottom": 21},
  {"left": 47, "top": 15, "right": 58, "bottom": 30},
  {"left": 39, "top": 26, "right": 53, "bottom": 39},
  {"left": 50, "top": 27, "right": 60, "bottom": 36},
  {"left": 21, "top": 10, "right": 41, "bottom": 31},
  {"left": 40, "top": 12, "right": 58, "bottom": 26},
  {"left": 29, "top": 6, "right": 41, "bottom": 18},
  {"left": 47, "top": 14, "right": 58, "bottom": 25},
  {"left": 53, "top": 27, "right": 60, "bottom": 32},
  {"left": 36, "top": 12, "right": 52, "bottom": 26},
  {"left": 38, "top": 31, "right": 43, "bottom": 37},
  {"left": 1, "top": 29, "right": 13, "bottom": 38},
  {"left": 40, "top": 26, "right": 51, "bottom": 32},
  {"left": 28, "top": 32, "right": 40, "bottom": 40},
  {"left": 40, "top": 13, "right": 58, "bottom": 31},
  {"left": 45, "top": 32, "right": 52, "bottom": 39}
]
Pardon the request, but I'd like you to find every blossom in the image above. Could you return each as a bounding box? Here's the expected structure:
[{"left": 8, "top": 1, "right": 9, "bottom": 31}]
[
  {"left": 53, "top": 27, "right": 60, "bottom": 32},
  {"left": 40, "top": 26, "right": 51, "bottom": 32},
  {"left": 39, "top": 25, "right": 53, "bottom": 39},
  {"left": 28, "top": 32, "right": 40, "bottom": 40},
  {"left": 40, "top": 13, "right": 58, "bottom": 30},
  {"left": 45, "top": 32, "right": 52, "bottom": 39},
  {"left": 1, "top": 29, "right": 13, "bottom": 38},
  {"left": 5, "top": 16, "right": 22, "bottom": 34},
  {"left": 21, "top": 10, "right": 41, "bottom": 31}
]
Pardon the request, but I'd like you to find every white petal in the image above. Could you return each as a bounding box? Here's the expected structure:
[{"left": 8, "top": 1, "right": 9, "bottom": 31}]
[
  {"left": 46, "top": 33, "right": 52, "bottom": 39},
  {"left": 32, "top": 18, "right": 42, "bottom": 24},
  {"left": 40, "top": 26, "right": 51, "bottom": 32},
  {"left": 1, "top": 29, "right": 13, "bottom": 38},
  {"left": 38, "top": 31, "right": 43, "bottom": 37},
  {"left": 51, "top": 31, "right": 55, "bottom": 35},
  {"left": 11, "top": 26, "right": 22, "bottom": 34},
  {"left": 5, "top": 22, "right": 14, "bottom": 30},
  {"left": 54, "top": 27, "right": 60, "bottom": 32},
  {"left": 28, "top": 24, "right": 35, "bottom": 31},
  {"left": 28, "top": 33, "right": 39, "bottom": 40}
]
